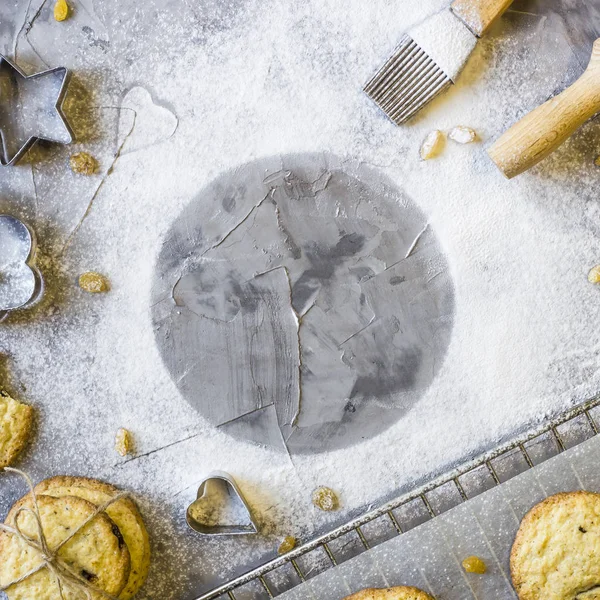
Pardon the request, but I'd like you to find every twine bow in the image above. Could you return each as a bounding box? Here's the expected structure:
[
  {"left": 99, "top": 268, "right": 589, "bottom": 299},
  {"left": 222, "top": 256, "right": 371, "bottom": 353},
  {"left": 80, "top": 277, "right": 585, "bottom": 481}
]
[{"left": 0, "top": 467, "right": 131, "bottom": 600}]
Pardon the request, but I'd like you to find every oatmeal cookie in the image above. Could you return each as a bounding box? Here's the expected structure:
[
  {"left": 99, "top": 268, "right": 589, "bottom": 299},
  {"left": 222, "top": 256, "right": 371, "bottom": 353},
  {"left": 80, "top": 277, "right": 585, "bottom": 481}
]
[
  {"left": 35, "top": 476, "right": 150, "bottom": 600},
  {"left": 344, "top": 586, "right": 435, "bottom": 600},
  {"left": 0, "top": 391, "right": 33, "bottom": 468},
  {"left": 0, "top": 494, "right": 130, "bottom": 599},
  {"left": 511, "top": 491, "right": 600, "bottom": 600}
]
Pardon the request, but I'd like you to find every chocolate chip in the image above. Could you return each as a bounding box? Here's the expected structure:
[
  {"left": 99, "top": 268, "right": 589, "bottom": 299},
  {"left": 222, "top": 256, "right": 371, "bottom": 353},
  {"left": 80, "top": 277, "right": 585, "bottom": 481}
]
[
  {"left": 112, "top": 523, "right": 125, "bottom": 548},
  {"left": 80, "top": 569, "right": 97, "bottom": 582}
]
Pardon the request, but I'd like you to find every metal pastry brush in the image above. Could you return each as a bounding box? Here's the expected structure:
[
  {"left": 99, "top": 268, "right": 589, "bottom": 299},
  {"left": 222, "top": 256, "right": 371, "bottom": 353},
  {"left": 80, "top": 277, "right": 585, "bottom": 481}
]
[{"left": 364, "top": 0, "right": 514, "bottom": 124}]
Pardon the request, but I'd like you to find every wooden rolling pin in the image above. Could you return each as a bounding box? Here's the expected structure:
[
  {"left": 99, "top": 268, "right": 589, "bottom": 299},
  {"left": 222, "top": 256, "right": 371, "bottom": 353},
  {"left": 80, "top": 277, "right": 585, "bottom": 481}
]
[{"left": 488, "top": 38, "right": 600, "bottom": 179}]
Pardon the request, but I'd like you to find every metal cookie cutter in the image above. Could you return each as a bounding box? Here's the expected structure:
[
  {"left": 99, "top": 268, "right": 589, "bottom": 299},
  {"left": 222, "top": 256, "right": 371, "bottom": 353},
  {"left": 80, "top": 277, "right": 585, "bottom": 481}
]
[
  {"left": 0, "top": 215, "right": 44, "bottom": 322},
  {"left": 0, "top": 55, "right": 73, "bottom": 165},
  {"left": 186, "top": 471, "right": 258, "bottom": 536}
]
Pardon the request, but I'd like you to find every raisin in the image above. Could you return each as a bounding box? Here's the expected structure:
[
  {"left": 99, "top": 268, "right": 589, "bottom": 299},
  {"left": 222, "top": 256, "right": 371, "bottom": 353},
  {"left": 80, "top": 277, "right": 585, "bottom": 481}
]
[
  {"left": 70, "top": 152, "right": 98, "bottom": 175},
  {"left": 278, "top": 536, "right": 297, "bottom": 555},
  {"left": 462, "top": 556, "right": 486, "bottom": 574},
  {"left": 449, "top": 126, "right": 477, "bottom": 144},
  {"left": 54, "top": 0, "right": 69, "bottom": 21},
  {"left": 420, "top": 130, "right": 445, "bottom": 160},
  {"left": 312, "top": 487, "right": 339, "bottom": 511},
  {"left": 115, "top": 427, "right": 133, "bottom": 456},
  {"left": 588, "top": 265, "right": 600, "bottom": 284},
  {"left": 78, "top": 271, "right": 110, "bottom": 293}
]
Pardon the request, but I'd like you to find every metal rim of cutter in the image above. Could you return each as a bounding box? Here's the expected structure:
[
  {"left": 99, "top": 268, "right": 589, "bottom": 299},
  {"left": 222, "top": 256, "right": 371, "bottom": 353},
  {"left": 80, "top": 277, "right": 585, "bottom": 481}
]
[
  {"left": 0, "top": 55, "right": 74, "bottom": 166},
  {"left": 0, "top": 214, "right": 44, "bottom": 322},
  {"left": 186, "top": 470, "right": 258, "bottom": 536}
]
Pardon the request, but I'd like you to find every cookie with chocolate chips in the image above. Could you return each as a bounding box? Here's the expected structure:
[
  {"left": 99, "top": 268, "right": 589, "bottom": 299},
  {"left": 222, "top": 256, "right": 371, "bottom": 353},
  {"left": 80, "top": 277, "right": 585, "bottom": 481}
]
[
  {"left": 0, "top": 494, "right": 130, "bottom": 599},
  {"left": 35, "top": 476, "right": 150, "bottom": 600},
  {"left": 511, "top": 491, "right": 600, "bottom": 600},
  {"left": 344, "top": 587, "right": 435, "bottom": 600}
]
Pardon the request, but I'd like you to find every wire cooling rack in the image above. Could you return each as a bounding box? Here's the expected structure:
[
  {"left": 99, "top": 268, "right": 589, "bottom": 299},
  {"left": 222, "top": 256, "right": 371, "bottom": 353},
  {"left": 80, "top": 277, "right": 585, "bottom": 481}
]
[{"left": 195, "top": 395, "right": 600, "bottom": 600}]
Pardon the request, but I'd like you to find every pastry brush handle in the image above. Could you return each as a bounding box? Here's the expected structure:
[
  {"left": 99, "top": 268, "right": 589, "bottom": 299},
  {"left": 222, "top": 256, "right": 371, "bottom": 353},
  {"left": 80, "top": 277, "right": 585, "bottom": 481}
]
[
  {"left": 451, "top": 0, "right": 514, "bottom": 37},
  {"left": 488, "top": 38, "right": 600, "bottom": 179}
]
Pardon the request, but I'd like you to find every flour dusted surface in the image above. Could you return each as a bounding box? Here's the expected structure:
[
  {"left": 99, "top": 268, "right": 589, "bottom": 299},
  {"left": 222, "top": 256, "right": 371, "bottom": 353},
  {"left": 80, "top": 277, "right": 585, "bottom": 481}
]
[
  {"left": 409, "top": 8, "right": 477, "bottom": 81},
  {"left": 0, "top": 0, "right": 599, "bottom": 598}
]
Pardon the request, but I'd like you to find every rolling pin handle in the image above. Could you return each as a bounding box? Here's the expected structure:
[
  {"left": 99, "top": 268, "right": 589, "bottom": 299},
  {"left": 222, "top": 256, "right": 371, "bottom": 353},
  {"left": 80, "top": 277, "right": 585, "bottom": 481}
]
[{"left": 488, "top": 38, "right": 600, "bottom": 179}]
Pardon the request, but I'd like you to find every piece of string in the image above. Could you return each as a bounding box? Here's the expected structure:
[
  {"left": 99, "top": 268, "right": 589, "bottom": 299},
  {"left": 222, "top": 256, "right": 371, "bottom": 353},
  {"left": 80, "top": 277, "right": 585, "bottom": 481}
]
[{"left": 0, "top": 467, "right": 131, "bottom": 600}]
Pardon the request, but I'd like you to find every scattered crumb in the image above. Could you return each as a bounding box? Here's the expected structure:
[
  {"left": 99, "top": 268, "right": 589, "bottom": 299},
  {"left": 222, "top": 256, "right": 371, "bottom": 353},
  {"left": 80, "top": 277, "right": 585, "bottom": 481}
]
[
  {"left": 449, "top": 126, "right": 477, "bottom": 144},
  {"left": 588, "top": 265, "right": 600, "bottom": 284},
  {"left": 70, "top": 152, "right": 98, "bottom": 175},
  {"left": 54, "top": 0, "right": 69, "bottom": 21},
  {"left": 115, "top": 427, "right": 133, "bottom": 456},
  {"left": 462, "top": 556, "right": 487, "bottom": 574},
  {"left": 420, "top": 130, "right": 445, "bottom": 160},
  {"left": 312, "top": 487, "right": 339, "bottom": 511},
  {"left": 46, "top": 304, "right": 59, "bottom": 317},
  {"left": 78, "top": 272, "right": 110, "bottom": 293},
  {"left": 277, "top": 536, "right": 297, "bottom": 555},
  {"left": 595, "top": 156, "right": 600, "bottom": 167}
]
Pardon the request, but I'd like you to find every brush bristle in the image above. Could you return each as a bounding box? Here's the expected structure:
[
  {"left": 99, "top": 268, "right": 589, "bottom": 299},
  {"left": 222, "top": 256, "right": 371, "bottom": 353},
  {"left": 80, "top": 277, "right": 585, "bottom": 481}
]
[{"left": 364, "top": 35, "right": 451, "bottom": 125}]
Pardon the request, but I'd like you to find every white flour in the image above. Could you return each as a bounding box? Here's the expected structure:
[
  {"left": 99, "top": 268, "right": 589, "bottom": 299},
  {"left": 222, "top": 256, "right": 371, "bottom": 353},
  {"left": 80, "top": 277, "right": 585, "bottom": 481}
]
[
  {"left": 409, "top": 8, "right": 477, "bottom": 80},
  {"left": 0, "top": 0, "right": 598, "bottom": 598}
]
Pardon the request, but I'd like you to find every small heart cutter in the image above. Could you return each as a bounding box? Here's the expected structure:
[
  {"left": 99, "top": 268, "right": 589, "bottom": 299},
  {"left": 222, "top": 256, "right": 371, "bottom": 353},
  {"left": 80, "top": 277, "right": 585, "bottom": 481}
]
[
  {"left": 0, "top": 54, "right": 73, "bottom": 165},
  {"left": 0, "top": 215, "right": 43, "bottom": 322},
  {"left": 186, "top": 470, "right": 258, "bottom": 536}
]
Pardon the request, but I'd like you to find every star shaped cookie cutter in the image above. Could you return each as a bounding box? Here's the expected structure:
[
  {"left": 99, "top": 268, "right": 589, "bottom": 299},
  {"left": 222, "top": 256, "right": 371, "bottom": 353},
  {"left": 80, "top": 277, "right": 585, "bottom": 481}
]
[
  {"left": 0, "top": 215, "right": 44, "bottom": 322},
  {"left": 0, "top": 55, "right": 73, "bottom": 166}
]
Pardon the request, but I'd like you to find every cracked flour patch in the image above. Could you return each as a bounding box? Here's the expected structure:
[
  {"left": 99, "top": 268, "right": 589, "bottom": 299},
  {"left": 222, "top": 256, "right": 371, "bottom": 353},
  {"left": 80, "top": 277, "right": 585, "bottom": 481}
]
[
  {"left": 2, "top": 0, "right": 600, "bottom": 597},
  {"left": 151, "top": 153, "right": 454, "bottom": 454}
]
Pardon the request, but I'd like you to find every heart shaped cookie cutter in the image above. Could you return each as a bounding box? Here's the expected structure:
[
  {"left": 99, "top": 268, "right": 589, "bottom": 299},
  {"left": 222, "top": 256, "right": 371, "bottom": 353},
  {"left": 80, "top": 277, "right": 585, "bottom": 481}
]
[
  {"left": 186, "top": 471, "right": 258, "bottom": 536},
  {"left": 0, "top": 215, "right": 43, "bottom": 322}
]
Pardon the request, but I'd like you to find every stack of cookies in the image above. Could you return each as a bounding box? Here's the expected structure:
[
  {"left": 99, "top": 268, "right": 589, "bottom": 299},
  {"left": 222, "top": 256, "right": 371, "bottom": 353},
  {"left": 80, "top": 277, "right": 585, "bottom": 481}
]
[{"left": 0, "top": 476, "right": 150, "bottom": 599}]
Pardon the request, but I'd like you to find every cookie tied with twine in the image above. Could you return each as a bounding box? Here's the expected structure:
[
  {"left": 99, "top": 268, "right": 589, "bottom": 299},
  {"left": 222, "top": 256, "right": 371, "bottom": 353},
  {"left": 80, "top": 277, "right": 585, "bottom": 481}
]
[
  {"left": 34, "top": 476, "right": 150, "bottom": 600},
  {"left": 0, "top": 468, "right": 133, "bottom": 600}
]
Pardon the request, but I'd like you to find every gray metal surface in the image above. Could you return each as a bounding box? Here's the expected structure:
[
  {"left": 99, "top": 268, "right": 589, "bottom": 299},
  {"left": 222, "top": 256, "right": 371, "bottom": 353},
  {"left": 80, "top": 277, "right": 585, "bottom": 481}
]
[
  {"left": 151, "top": 153, "right": 454, "bottom": 455},
  {"left": 507, "top": 0, "right": 600, "bottom": 92},
  {"left": 538, "top": 0, "right": 600, "bottom": 81},
  {"left": 194, "top": 394, "right": 600, "bottom": 600},
  {"left": 0, "top": 1, "right": 598, "bottom": 599}
]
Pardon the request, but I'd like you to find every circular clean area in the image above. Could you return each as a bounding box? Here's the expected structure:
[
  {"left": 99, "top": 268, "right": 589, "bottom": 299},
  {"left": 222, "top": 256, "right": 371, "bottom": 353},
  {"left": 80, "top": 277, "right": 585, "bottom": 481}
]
[{"left": 151, "top": 153, "right": 454, "bottom": 454}]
